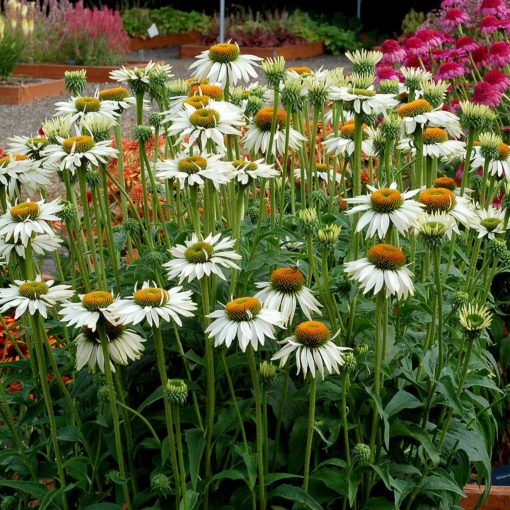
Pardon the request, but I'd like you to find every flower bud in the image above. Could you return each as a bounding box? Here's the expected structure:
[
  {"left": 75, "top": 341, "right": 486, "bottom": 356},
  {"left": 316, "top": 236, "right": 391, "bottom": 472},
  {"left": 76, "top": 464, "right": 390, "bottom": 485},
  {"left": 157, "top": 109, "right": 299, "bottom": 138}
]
[{"left": 166, "top": 378, "right": 188, "bottom": 405}]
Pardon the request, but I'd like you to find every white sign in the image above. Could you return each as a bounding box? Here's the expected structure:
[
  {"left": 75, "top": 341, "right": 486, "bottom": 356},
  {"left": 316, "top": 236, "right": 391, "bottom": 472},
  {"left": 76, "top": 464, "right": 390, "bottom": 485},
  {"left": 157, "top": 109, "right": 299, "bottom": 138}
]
[{"left": 147, "top": 23, "right": 159, "bottom": 38}]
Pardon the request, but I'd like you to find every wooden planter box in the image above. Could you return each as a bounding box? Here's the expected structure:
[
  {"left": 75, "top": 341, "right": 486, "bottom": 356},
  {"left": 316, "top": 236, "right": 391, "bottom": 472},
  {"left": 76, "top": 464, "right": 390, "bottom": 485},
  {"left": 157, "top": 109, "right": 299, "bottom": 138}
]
[
  {"left": 0, "top": 78, "right": 65, "bottom": 104},
  {"left": 462, "top": 485, "right": 510, "bottom": 509},
  {"left": 128, "top": 31, "right": 201, "bottom": 51},
  {"left": 180, "top": 41, "right": 324, "bottom": 60},
  {"left": 12, "top": 63, "right": 144, "bottom": 83}
]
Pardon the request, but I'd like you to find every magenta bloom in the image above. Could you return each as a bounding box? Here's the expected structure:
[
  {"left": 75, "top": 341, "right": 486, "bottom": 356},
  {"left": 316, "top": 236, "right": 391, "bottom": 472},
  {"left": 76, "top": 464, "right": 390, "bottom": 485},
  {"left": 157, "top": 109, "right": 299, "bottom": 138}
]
[
  {"left": 405, "top": 36, "right": 429, "bottom": 56},
  {"left": 455, "top": 36, "right": 480, "bottom": 52},
  {"left": 471, "top": 46, "right": 489, "bottom": 67},
  {"left": 435, "top": 61, "right": 465, "bottom": 80},
  {"left": 444, "top": 8, "right": 470, "bottom": 27},
  {"left": 481, "top": 15, "right": 501, "bottom": 33},
  {"left": 380, "top": 39, "right": 407, "bottom": 64},
  {"left": 375, "top": 65, "right": 403, "bottom": 83},
  {"left": 472, "top": 82, "right": 503, "bottom": 108},
  {"left": 477, "top": 0, "right": 508, "bottom": 17},
  {"left": 415, "top": 29, "right": 445, "bottom": 48},
  {"left": 440, "top": 0, "right": 466, "bottom": 7},
  {"left": 489, "top": 42, "right": 510, "bottom": 66},
  {"left": 405, "top": 54, "right": 431, "bottom": 69},
  {"left": 484, "top": 70, "right": 510, "bottom": 92}
]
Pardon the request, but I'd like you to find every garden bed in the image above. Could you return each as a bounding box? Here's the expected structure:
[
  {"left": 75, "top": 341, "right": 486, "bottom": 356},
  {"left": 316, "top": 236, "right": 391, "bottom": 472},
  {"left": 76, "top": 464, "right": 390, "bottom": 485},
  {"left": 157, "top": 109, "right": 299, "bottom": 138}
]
[
  {"left": 179, "top": 41, "right": 324, "bottom": 60},
  {"left": 128, "top": 31, "right": 201, "bottom": 51},
  {"left": 0, "top": 77, "right": 65, "bottom": 104},
  {"left": 462, "top": 485, "right": 510, "bottom": 510},
  {"left": 12, "top": 63, "right": 146, "bottom": 83}
]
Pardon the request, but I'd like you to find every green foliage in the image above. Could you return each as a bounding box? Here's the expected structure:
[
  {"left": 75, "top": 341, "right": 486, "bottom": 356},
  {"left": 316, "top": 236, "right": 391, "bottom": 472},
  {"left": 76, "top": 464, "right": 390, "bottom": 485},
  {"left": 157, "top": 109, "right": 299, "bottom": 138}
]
[
  {"left": 401, "top": 8, "right": 426, "bottom": 34},
  {"left": 121, "top": 7, "right": 211, "bottom": 37},
  {"left": 0, "top": 29, "right": 24, "bottom": 80}
]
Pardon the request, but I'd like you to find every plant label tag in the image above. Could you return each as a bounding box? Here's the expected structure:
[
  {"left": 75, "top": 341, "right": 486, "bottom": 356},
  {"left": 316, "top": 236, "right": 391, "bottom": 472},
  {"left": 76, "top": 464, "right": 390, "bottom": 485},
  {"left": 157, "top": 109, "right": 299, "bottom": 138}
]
[{"left": 147, "top": 24, "right": 159, "bottom": 38}]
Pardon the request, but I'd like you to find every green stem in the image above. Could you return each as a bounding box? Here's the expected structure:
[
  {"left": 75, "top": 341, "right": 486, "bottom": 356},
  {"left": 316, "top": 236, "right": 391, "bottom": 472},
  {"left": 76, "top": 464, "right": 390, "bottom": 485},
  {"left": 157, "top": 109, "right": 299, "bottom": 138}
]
[{"left": 303, "top": 376, "right": 317, "bottom": 494}]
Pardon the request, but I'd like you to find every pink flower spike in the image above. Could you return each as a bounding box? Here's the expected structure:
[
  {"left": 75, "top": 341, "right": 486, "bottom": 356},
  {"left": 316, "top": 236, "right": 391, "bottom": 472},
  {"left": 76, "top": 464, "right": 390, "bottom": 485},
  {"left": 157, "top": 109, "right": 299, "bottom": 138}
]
[
  {"left": 375, "top": 65, "right": 403, "bottom": 83},
  {"left": 415, "top": 28, "right": 444, "bottom": 49},
  {"left": 380, "top": 39, "right": 407, "bottom": 64},
  {"left": 472, "top": 82, "right": 503, "bottom": 108},
  {"left": 444, "top": 8, "right": 470, "bottom": 27},
  {"left": 435, "top": 61, "right": 465, "bottom": 80},
  {"left": 488, "top": 42, "right": 510, "bottom": 67},
  {"left": 404, "top": 36, "right": 429, "bottom": 56},
  {"left": 481, "top": 15, "right": 501, "bottom": 33},
  {"left": 455, "top": 36, "right": 480, "bottom": 53},
  {"left": 484, "top": 69, "right": 510, "bottom": 92},
  {"left": 477, "top": 0, "right": 508, "bottom": 17}
]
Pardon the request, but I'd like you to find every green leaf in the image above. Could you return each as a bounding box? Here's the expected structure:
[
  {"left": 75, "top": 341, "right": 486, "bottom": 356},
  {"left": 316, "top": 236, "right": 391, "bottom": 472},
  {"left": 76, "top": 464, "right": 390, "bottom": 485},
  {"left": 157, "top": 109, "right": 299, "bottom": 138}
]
[
  {"left": 310, "top": 467, "right": 346, "bottom": 495},
  {"left": 270, "top": 484, "right": 324, "bottom": 510},
  {"left": 391, "top": 423, "right": 440, "bottom": 466},
  {"left": 57, "top": 426, "right": 81, "bottom": 442},
  {"left": 385, "top": 390, "right": 422, "bottom": 417},
  {"left": 438, "top": 374, "right": 464, "bottom": 416},
  {"left": 161, "top": 437, "right": 170, "bottom": 465},
  {"left": 84, "top": 504, "right": 123, "bottom": 510},
  {"left": 422, "top": 472, "right": 465, "bottom": 497},
  {"left": 206, "top": 469, "right": 246, "bottom": 486},
  {"left": 0, "top": 480, "right": 49, "bottom": 499},
  {"left": 137, "top": 386, "right": 164, "bottom": 412},
  {"left": 265, "top": 473, "right": 302, "bottom": 486},
  {"left": 108, "top": 470, "right": 129, "bottom": 485},
  {"left": 185, "top": 428, "right": 205, "bottom": 491},
  {"left": 235, "top": 445, "right": 257, "bottom": 490}
]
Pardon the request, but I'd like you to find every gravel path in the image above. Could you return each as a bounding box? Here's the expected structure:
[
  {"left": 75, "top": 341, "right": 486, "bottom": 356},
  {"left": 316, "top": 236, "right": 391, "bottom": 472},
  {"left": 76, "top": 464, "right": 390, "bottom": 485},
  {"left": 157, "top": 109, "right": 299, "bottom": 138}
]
[{"left": 0, "top": 50, "right": 349, "bottom": 148}]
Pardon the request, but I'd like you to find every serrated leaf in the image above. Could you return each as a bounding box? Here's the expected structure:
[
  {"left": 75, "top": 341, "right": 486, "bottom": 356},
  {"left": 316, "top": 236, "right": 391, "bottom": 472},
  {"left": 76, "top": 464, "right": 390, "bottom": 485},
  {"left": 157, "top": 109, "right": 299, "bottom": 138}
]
[{"left": 0, "top": 480, "right": 49, "bottom": 499}]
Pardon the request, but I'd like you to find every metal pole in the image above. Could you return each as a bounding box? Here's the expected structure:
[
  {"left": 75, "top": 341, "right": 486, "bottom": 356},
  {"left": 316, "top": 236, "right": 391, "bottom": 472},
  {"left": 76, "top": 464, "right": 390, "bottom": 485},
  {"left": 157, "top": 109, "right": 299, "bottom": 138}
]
[
  {"left": 219, "top": 0, "right": 225, "bottom": 42},
  {"left": 357, "top": 0, "right": 362, "bottom": 19}
]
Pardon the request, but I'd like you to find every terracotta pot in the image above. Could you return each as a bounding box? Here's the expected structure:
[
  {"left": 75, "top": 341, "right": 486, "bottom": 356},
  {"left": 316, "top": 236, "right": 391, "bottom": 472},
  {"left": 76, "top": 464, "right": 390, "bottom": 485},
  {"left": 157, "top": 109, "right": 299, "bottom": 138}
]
[
  {"left": 12, "top": 63, "right": 147, "bottom": 83},
  {"left": 128, "top": 31, "right": 201, "bottom": 51},
  {"left": 462, "top": 485, "right": 510, "bottom": 509},
  {"left": 0, "top": 78, "right": 65, "bottom": 104},
  {"left": 179, "top": 41, "right": 324, "bottom": 60}
]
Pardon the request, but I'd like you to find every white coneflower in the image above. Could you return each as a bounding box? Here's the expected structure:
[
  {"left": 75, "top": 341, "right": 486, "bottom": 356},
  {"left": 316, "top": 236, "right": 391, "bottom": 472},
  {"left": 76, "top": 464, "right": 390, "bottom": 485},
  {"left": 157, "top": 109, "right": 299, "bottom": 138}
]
[
  {"left": 75, "top": 321, "right": 145, "bottom": 373},
  {"left": 271, "top": 320, "right": 350, "bottom": 378},
  {"left": 401, "top": 67, "right": 433, "bottom": 92},
  {"left": 243, "top": 106, "right": 306, "bottom": 157},
  {"left": 189, "top": 42, "right": 261, "bottom": 87},
  {"left": 414, "top": 211, "right": 459, "bottom": 242},
  {"left": 328, "top": 84, "right": 397, "bottom": 114},
  {"left": 419, "top": 187, "right": 477, "bottom": 227},
  {"left": 167, "top": 100, "right": 244, "bottom": 151},
  {"left": 156, "top": 153, "right": 234, "bottom": 189},
  {"left": 81, "top": 113, "right": 116, "bottom": 141},
  {"left": 346, "top": 182, "right": 424, "bottom": 239},
  {"left": 108, "top": 281, "right": 196, "bottom": 327},
  {"left": 472, "top": 134, "right": 510, "bottom": 178},
  {"left": 0, "top": 276, "right": 74, "bottom": 319},
  {"left": 476, "top": 206, "right": 508, "bottom": 239},
  {"left": 398, "top": 127, "right": 466, "bottom": 159},
  {"left": 98, "top": 86, "right": 136, "bottom": 112},
  {"left": 0, "top": 199, "right": 62, "bottom": 246},
  {"left": 164, "top": 233, "right": 241, "bottom": 283},
  {"left": 0, "top": 233, "right": 62, "bottom": 261},
  {"left": 255, "top": 267, "right": 322, "bottom": 323},
  {"left": 231, "top": 158, "right": 279, "bottom": 186},
  {"left": 344, "top": 243, "right": 414, "bottom": 299},
  {"left": 397, "top": 99, "right": 462, "bottom": 138},
  {"left": 206, "top": 296, "right": 285, "bottom": 351},
  {"left": 458, "top": 303, "right": 493, "bottom": 335},
  {"left": 60, "top": 290, "right": 116, "bottom": 332},
  {"left": 41, "top": 115, "right": 72, "bottom": 143},
  {"left": 323, "top": 120, "right": 374, "bottom": 157},
  {"left": 7, "top": 135, "right": 49, "bottom": 160},
  {"left": 346, "top": 49, "right": 383, "bottom": 74},
  {"left": 109, "top": 61, "right": 173, "bottom": 94},
  {"left": 42, "top": 135, "right": 117, "bottom": 173},
  {"left": 0, "top": 154, "right": 50, "bottom": 195},
  {"left": 54, "top": 93, "right": 118, "bottom": 124}
]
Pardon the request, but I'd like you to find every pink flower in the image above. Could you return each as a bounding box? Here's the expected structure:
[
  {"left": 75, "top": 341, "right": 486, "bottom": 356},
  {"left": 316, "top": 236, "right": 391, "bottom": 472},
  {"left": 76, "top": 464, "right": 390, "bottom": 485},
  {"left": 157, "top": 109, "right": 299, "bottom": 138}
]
[
  {"left": 444, "top": 8, "right": 470, "bottom": 27},
  {"left": 472, "top": 81, "right": 503, "bottom": 108},
  {"left": 484, "top": 69, "right": 510, "bottom": 92},
  {"left": 435, "top": 61, "right": 465, "bottom": 80},
  {"left": 375, "top": 65, "right": 403, "bottom": 83},
  {"left": 471, "top": 46, "right": 489, "bottom": 67},
  {"left": 477, "top": 0, "right": 508, "bottom": 17},
  {"left": 443, "top": 48, "right": 469, "bottom": 64},
  {"left": 380, "top": 39, "right": 407, "bottom": 64},
  {"left": 442, "top": 98, "right": 459, "bottom": 113},
  {"left": 455, "top": 36, "right": 480, "bottom": 52},
  {"left": 415, "top": 28, "right": 445, "bottom": 48},
  {"left": 405, "top": 54, "right": 431, "bottom": 70},
  {"left": 441, "top": 0, "right": 466, "bottom": 7},
  {"left": 488, "top": 41, "right": 510, "bottom": 66},
  {"left": 404, "top": 36, "right": 429, "bottom": 56},
  {"left": 480, "top": 15, "right": 501, "bottom": 33}
]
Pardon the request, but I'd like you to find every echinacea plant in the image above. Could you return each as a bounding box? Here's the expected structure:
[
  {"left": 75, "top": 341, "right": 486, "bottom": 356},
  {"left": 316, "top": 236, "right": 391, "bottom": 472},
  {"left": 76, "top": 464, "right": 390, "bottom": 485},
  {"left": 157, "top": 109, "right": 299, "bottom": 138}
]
[{"left": 0, "top": 22, "right": 506, "bottom": 510}]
